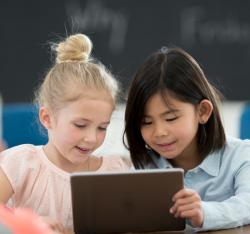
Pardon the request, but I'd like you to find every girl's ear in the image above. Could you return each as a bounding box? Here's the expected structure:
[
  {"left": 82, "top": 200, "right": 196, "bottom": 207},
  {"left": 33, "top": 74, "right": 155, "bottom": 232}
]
[
  {"left": 197, "top": 99, "right": 213, "bottom": 124},
  {"left": 39, "top": 107, "right": 53, "bottom": 130}
]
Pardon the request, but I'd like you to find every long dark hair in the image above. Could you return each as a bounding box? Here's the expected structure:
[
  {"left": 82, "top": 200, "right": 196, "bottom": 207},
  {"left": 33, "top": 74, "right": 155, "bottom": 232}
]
[{"left": 123, "top": 47, "right": 225, "bottom": 169}]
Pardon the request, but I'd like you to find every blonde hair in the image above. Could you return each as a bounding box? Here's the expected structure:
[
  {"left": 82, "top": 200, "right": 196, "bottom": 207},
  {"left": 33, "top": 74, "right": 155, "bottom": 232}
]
[{"left": 35, "top": 33, "right": 119, "bottom": 112}]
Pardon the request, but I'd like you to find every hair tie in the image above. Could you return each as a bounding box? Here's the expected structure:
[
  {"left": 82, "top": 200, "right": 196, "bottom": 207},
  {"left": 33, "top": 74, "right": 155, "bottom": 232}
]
[{"left": 160, "top": 46, "right": 169, "bottom": 54}]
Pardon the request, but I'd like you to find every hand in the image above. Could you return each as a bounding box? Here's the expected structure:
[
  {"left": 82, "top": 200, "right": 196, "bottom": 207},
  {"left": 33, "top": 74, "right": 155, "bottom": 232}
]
[
  {"left": 170, "top": 188, "right": 204, "bottom": 228},
  {"left": 41, "top": 216, "right": 73, "bottom": 234}
]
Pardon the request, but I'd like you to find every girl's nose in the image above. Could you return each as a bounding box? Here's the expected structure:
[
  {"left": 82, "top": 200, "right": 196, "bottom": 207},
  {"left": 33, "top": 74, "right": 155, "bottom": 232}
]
[
  {"left": 84, "top": 129, "right": 97, "bottom": 144},
  {"left": 153, "top": 123, "right": 168, "bottom": 137}
]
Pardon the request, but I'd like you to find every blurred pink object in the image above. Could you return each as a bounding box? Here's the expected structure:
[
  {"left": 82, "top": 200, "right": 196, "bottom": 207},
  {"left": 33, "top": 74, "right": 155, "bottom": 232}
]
[{"left": 0, "top": 205, "right": 53, "bottom": 234}]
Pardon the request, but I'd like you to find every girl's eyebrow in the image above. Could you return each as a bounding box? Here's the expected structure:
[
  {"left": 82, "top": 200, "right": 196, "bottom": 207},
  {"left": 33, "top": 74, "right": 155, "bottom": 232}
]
[
  {"left": 100, "top": 121, "right": 110, "bottom": 125},
  {"left": 144, "top": 109, "right": 179, "bottom": 117},
  {"left": 160, "top": 109, "right": 180, "bottom": 117},
  {"left": 74, "top": 118, "right": 91, "bottom": 122},
  {"left": 162, "top": 109, "right": 179, "bottom": 115},
  {"left": 75, "top": 118, "right": 110, "bottom": 125}
]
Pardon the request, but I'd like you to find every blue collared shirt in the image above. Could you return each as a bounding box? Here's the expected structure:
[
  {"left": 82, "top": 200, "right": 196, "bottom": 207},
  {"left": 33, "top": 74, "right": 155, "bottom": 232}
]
[{"left": 148, "top": 136, "right": 250, "bottom": 231}]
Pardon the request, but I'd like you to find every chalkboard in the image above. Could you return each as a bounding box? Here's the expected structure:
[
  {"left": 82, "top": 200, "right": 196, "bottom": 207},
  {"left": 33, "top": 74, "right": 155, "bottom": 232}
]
[{"left": 1, "top": 0, "right": 250, "bottom": 102}]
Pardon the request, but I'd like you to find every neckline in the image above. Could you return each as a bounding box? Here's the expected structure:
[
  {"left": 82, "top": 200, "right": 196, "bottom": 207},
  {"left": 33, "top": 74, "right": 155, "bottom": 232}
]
[
  {"left": 38, "top": 146, "right": 105, "bottom": 176},
  {"left": 39, "top": 146, "right": 70, "bottom": 177}
]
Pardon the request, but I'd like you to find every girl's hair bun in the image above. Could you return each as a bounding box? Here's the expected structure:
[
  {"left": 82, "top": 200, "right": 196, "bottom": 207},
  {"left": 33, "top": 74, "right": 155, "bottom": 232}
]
[{"left": 55, "top": 33, "right": 93, "bottom": 63}]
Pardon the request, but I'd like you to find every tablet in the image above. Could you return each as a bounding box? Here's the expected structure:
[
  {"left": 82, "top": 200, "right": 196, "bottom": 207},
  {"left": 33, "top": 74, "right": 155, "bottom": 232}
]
[{"left": 70, "top": 168, "right": 185, "bottom": 234}]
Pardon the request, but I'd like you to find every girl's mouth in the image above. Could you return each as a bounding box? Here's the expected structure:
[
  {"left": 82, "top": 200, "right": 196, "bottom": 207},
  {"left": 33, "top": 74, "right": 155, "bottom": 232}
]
[
  {"left": 76, "top": 146, "right": 91, "bottom": 154},
  {"left": 156, "top": 141, "right": 176, "bottom": 151}
]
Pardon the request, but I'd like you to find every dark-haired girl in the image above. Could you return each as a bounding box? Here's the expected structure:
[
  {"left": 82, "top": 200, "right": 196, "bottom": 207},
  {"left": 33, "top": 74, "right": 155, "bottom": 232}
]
[{"left": 124, "top": 47, "right": 250, "bottom": 231}]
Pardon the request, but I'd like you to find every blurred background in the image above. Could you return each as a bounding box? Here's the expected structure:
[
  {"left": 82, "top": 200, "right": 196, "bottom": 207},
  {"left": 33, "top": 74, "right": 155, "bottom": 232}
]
[{"left": 0, "top": 0, "right": 250, "bottom": 154}]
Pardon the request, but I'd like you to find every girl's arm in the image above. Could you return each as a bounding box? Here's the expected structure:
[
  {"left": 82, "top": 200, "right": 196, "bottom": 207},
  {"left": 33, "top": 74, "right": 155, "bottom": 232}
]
[
  {"left": 171, "top": 164, "right": 250, "bottom": 231},
  {"left": 198, "top": 163, "right": 250, "bottom": 231},
  {"left": 41, "top": 216, "right": 74, "bottom": 234},
  {"left": 0, "top": 167, "right": 13, "bottom": 203},
  {"left": 0, "top": 169, "right": 73, "bottom": 234}
]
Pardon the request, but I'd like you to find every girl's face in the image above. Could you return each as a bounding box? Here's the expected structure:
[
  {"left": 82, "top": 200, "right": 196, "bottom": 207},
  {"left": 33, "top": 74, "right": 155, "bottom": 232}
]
[
  {"left": 141, "top": 92, "right": 203, "bottom": 164},
  {"left": 41, "top": 89, "right": 114, "bottom": 171}
]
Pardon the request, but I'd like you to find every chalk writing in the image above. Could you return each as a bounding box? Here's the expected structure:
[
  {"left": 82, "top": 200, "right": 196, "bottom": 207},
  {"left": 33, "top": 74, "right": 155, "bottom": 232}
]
[{"left": 65, "top": 0, "right": 129, "bottom": 54}]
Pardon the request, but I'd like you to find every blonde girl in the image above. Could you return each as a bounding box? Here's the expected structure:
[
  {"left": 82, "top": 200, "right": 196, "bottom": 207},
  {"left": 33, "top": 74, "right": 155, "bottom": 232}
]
[{"left": 0, "top": 33, "right": 128, "bottom": 233}]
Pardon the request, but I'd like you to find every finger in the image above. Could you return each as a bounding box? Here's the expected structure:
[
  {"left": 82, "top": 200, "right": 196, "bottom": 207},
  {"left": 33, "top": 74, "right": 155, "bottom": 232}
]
[
  {"left": 174, "top": 202, "right": 201, "bottom": 218},
  {"left": 175, "top": 193, "right": 200, "bottom": 207},
  {"left": 170, "top": 193, "right": 200, "bottom": 213},
  {"left": 178, "top": 209, "right": 204, "bottom": 227},
  {"left": 54, "top": 223, "right": 65, "bottom": 233},
  {"left": 172, "top": 188, "right": 195, "bottom": 201},
  {"left": 49, "top": 223, "right": 62, "bottom": 232},
  {"left": 64, "top": 229, "right": 75, "bottom": 234}
]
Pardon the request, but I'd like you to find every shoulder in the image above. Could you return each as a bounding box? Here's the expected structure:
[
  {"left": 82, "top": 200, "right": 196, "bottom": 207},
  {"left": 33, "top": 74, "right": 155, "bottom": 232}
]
[
  {"left": 0, "top": 144, "right": 43, "bottom": 171},
  {"left": 219, "top": 136, "right": 250, "bottom": 165},
  {"left": 0, "top": 145, "right": 44, "bottom": 194},
  {"left": 0, "top": 144, "right": 41, "bottom": 160},
  {"left": 100, "top": 155, "right": 131, "bottom": 171},
  {"left": 1, "top": 144, "right": 40, "bottom": 154},
  {"left": 224, "top": 136, "right": 250, "bottom": 155}
]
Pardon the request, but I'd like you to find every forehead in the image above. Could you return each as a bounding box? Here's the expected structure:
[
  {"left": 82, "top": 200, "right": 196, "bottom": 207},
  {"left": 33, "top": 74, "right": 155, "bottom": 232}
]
[
  {"left": 57, "top": 95, "right": 114, "bottom": 122},
  {"left": 67, "top": 85, "right": 115, "bottom": 106},
  {"left": 53, "top": 86, "right": 114, "bottom": 117},
  {"left": 144, "top": 92, "right": 193, "bottom": 115},
  {"left": 145, "top": 92, "right": 177, "bottom": 111}
]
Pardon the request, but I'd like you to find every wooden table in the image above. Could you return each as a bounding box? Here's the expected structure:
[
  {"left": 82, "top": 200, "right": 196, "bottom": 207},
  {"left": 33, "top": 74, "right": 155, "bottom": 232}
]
[
  {"left": 147, "top": 225, "right": 250, "bottom": 234},
  {"left": 31, "top": 225, "right": 250, "bottom": 234},
  {"left": 66, "top": 225, "right": 250, "bottom": 234},
  {"left": 201, "top": 225, "right": 250, "bottom": 234}
]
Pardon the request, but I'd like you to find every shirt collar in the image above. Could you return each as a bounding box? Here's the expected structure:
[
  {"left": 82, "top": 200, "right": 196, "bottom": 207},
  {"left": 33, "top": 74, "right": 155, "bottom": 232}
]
[
  {"left": 149, "top": 151, "right": 173, "bottom": 169},
  {"left": 197, "top": 151, "right": 222, "bottom": 176},
  {"left": 150, "top": 150, "right": 221, "bottom": 177}
]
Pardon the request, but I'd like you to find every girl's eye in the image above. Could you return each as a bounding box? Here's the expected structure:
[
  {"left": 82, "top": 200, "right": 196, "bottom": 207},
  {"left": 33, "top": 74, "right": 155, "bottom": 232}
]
[
  {"left": 166, "top": 117, "right": 178, "bottom": 122},
  {"left": 98, "top": 127, "right": 107, "bottom": 131},
  {"left": 141, "top": 117, "right": 152, "bottom": 125},
  {"left": 74, "top": 124, "right": 86, "bottom": 128},
  {"left": 141, "top": 121, "right": 152, "bottom": 126}
]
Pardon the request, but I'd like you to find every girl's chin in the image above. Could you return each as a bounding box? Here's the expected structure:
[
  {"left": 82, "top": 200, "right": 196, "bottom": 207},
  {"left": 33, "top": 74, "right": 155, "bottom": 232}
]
[
  {"left": 160, "top": 154, "right": 178, "bottom": 160},
  {"left": 153, "top": 147, "right": 177, "bottom": 158},
  {"left": 70, "top": 158, "right": 88, "bottom": 167},
  {"left": 154, "top": 148, "right": 178, "bottom": 159}
]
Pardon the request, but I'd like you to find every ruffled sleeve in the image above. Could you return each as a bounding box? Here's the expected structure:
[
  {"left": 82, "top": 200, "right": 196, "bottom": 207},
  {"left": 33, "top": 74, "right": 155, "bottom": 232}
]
[{"left": 0, "top": 144, "right": 42, "bottom": 205}]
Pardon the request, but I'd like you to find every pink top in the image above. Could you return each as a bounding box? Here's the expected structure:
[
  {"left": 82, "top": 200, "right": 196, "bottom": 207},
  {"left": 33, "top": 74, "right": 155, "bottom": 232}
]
[{"left": 0, "top": 144, "right": 129, "bottom": 229}]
